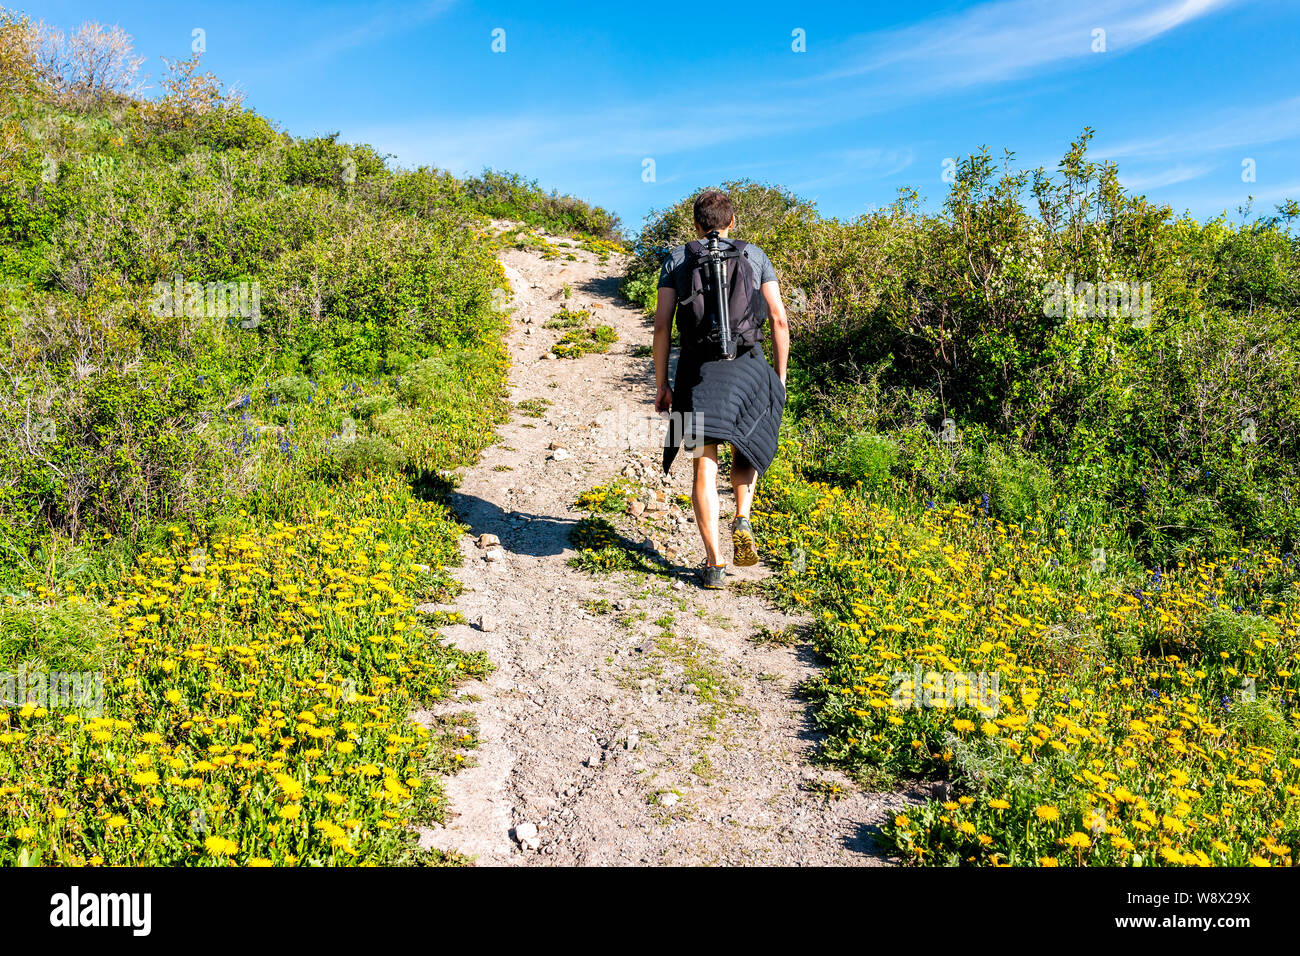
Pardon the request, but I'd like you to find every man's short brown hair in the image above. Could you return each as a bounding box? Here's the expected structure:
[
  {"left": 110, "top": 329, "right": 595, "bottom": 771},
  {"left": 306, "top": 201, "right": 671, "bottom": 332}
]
[{"left": 693, "top": 190, "right": 734, "bottom": 232}]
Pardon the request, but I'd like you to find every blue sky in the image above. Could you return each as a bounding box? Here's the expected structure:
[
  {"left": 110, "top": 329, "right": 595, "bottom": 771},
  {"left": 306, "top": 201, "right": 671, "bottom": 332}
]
[{"left": 33, "top": 0, "right": 1300, "bottom": 232}]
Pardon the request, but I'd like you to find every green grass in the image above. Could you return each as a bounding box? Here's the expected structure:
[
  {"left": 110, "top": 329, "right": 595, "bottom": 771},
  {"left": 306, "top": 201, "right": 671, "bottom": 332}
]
[
  {"left": 515, "top": 397, "right": 551, "bottom": 418},
  {"left": 567, "top": 516, "right": 664, "bottom": 575},
  {"left": 552, "top": 325, "right": 618, "bottom": 359},
  {"left": 544, "top": 307, "right": 591, "bottom": 329},
  {"left": 0, "top": 598, "right": 113, "bottom": 674}
]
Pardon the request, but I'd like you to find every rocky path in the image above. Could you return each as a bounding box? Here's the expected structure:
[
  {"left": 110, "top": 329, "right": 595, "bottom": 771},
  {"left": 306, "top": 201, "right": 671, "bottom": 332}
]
[{"left": 415, "top": 227, "right": 917, "bottom": 865}]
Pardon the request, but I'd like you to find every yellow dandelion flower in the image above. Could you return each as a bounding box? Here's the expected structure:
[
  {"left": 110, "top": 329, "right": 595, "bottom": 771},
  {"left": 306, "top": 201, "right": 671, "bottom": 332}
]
[
  {"left": 274, "top": 773, "right": 305, "bottom": 800},
  {"left": 204, "top": 835, "right": 239, "bottom": 856}
]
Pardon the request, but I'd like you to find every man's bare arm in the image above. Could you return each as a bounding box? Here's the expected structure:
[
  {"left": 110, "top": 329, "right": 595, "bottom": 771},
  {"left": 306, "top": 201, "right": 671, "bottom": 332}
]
[
  {"left": 761, "top": 280, "right": 790, "bottom": 384},
  {"left": 653, "top": 286, "right": 676, "bottom": 412}
]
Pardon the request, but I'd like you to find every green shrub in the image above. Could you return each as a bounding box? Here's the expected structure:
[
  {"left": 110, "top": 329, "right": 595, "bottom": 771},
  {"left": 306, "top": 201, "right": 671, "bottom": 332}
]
[
  {"left": 1192, "top": 609, "right": 1278, "bottom": 673},
  {"left": 0, "top": 327, "right": 240, "bottom": 552},
  {"left": 355, "top": 395, "right": 395, "bottom": 419},
  {"left": 961, "top": 440, "right": 1055, "bottom": 526},
  {"left": 326, "top": 435, "right": 404, "bottom": 476},
  {"left": 283, "top": 133, "right": 386, "bottom": 190},
  {"left": 824, "top": 431, "right": 898, "bottom": 491},
  {"left": 463, "top": 169, "right": 621, "bottom": 238},
  {"left": 267, "top": 373, "right": 314, "bottom": 403}
]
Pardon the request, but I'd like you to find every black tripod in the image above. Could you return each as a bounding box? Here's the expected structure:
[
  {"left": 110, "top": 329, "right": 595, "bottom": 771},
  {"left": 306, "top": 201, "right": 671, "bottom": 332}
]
[{"left": 702, "top": 230, "right": 736, "bottom": 360}]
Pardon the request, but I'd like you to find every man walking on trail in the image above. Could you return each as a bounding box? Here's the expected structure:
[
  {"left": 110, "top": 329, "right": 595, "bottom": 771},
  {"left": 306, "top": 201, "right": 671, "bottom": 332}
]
[{"left": 653, "top": 189, "right": 790, "bottom": 589}]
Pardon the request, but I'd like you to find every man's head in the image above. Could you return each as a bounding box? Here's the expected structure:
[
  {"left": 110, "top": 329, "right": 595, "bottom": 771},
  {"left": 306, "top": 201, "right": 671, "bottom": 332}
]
[{"left": 693, "top": 190, "right": 735, "bottom": 237}]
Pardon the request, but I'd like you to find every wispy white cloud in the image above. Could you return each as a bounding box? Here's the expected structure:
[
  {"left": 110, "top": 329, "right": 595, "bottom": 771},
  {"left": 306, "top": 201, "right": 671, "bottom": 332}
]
[
  {"left": 790, "top": 147, "right": 916, "bottom": 192},
  {"left": 1096, "top": 95, "right": 1300, "bottom": 159},
  {"left": 812, "top": 0, "right": 1237, "bottom": 91},
  {"left": 1119, "top": 161, "right": 1215, "bottom": 190},
  {"left": 1172, "top": 180, "right": 1300, "bottom": 219},
  {"left": 354, "top": 96, "right": 836, "bottom": 174},
  {"left": 304, "top": 1, "right": 455, "bottom": 63},
  {"left": 241, "top": 0, "right": 456, "bottom": 79},
  {"left": 354, "top": 0, "right": 1241, "bottom": 194}
]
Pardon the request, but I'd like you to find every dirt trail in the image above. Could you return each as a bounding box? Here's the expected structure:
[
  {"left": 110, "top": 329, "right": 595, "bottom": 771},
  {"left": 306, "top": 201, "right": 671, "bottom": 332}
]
[{"left": 415, "top": 228, "right": 918, "bottom": 865}]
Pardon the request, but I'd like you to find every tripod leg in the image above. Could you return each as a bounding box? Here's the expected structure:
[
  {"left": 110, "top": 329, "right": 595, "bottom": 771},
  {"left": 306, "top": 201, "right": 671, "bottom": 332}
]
[{"left": 717, "top": 259, "right": 731, "bottom": 356}]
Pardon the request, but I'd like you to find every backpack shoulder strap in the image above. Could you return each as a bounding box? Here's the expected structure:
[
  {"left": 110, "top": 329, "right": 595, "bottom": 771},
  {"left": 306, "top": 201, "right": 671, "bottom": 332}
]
[
  {"left": 715, "top": 237, "right": 743, "bottom": 260},
  {"left": 677, "top": 240, "right": 706, "bottom": 306}
]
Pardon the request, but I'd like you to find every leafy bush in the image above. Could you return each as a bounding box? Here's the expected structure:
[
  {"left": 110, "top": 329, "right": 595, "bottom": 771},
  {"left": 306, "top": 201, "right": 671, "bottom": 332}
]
[
  {"left": 463, "top": 169, "right": 620, "bottom": 239},
  {"left": 283, "top": 133, "right": 387, "bottom": 190},
  {"left": 823, "top": 431, "right": 898, "bottom": 491},
  {"left": 267, "top": 374, "right": 314, "bottom": 404},
  {"left": 960, "top": 440, "right": 1055, "bottom": 528},
  {"left": 326, "top": 435, "right": 404, "bottom": 477}
]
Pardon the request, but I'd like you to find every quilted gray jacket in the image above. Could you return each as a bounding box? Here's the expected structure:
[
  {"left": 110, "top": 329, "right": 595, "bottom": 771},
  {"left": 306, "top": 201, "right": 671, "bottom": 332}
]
[{"left": 662, "top": 344, "right": 786, "bottom": 475}]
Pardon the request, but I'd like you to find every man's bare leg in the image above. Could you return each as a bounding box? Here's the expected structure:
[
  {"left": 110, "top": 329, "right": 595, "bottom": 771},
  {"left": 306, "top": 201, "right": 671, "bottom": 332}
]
[
  {"left": 729, "top": 454, "right": 760, "bottom": 566},
  {"left": 732, "top": 458, "right": 758, "bottom": 520},
  {"left": 692, "top": 444, "right": 724, "bottom": 567}
]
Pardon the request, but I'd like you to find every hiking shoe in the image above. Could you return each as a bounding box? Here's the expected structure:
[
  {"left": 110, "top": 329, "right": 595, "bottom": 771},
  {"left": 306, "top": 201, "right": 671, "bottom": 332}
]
[
  {"left": 700, "top": 564, "right": 727, "bottom": 590},
  {"left": 732, "top": 517, "right": 758, "bottom": 567}
]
